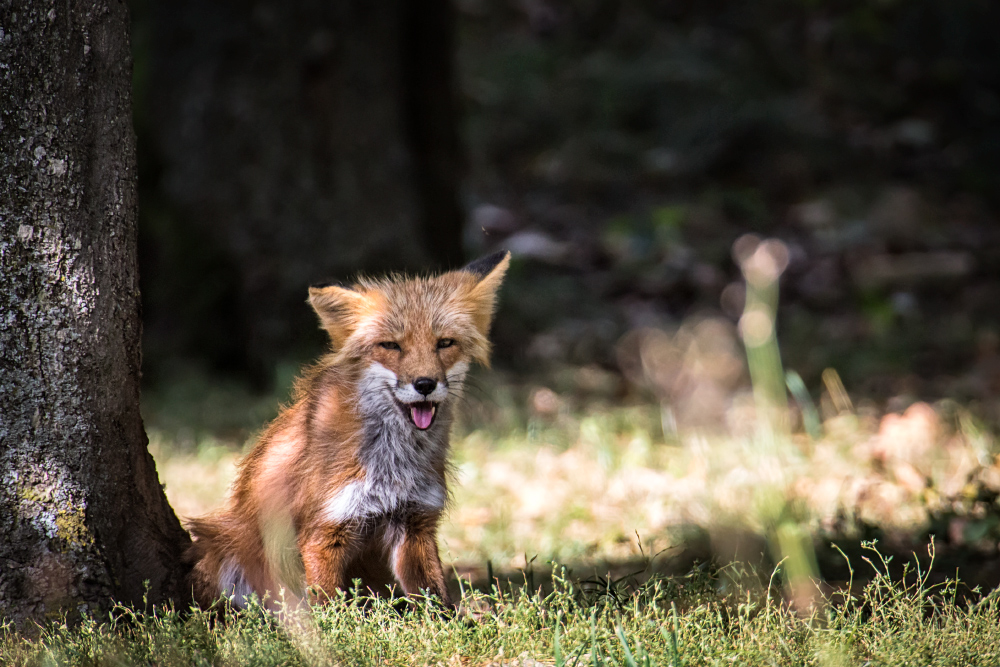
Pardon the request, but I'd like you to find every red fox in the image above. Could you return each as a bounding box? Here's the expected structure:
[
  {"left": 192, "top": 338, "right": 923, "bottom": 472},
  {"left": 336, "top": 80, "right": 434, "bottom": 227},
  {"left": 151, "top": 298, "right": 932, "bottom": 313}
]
[{"left": 185, "top": 252, "right": 510, "bottom": 609}]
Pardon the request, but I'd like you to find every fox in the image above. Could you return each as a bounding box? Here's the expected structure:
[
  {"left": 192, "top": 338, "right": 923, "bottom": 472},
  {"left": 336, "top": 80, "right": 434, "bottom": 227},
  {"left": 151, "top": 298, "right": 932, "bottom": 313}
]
[{"left": 185, "top": 251, "right": 510, "bottom": 610}]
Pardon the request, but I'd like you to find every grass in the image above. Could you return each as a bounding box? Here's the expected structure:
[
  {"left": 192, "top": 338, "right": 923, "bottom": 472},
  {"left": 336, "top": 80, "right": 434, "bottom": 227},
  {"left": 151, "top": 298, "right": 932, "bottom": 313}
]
[{"left": 5, "top": 546, "right": 1000, "bottom": 666}]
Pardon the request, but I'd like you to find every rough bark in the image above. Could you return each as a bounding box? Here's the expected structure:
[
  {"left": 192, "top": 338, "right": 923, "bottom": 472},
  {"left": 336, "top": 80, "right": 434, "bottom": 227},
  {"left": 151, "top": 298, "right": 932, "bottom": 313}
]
[
  {"left": 139, "top": 0, "right": 466, "bottom": 383},
  {"left": 0, "top": 0, "right": 191, "bottom": 630}
]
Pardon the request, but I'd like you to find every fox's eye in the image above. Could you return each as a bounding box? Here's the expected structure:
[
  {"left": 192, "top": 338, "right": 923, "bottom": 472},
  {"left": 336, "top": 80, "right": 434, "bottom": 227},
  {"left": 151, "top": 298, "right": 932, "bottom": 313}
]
[
  {"left": 437, "top": 338, "right": 455, "bottom": 349},
  {"left": 379, "top": 341, "right": 401, "bottom": 351}
]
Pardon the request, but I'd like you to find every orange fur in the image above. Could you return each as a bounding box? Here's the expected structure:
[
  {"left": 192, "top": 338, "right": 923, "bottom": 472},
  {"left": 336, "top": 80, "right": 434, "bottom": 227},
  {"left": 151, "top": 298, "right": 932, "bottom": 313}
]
[{"left": 185, "top": 252, "right": 510, "bottom": 609}]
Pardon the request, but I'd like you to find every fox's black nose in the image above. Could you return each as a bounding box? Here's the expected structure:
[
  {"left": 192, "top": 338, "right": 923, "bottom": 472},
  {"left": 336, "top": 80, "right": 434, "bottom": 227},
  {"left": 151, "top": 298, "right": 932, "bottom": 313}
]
[{"left": 413, "top": 377, "right": 437, "bottom": 396}]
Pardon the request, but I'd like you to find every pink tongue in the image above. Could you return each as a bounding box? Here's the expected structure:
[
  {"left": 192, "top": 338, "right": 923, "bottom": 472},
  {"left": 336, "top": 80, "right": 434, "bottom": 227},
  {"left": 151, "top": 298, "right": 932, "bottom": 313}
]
[{"left": 410, "top": 403, "right": 435, "bottom": 429}]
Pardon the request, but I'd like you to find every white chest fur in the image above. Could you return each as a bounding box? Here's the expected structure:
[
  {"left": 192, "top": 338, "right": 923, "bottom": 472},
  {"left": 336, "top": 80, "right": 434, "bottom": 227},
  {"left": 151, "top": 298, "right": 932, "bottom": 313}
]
[
  {"left": 321, "top": 364, "right": 450, "bottom": 524},
  {"left": 320, "top": 473, "right": 446, "bottom": 525}
]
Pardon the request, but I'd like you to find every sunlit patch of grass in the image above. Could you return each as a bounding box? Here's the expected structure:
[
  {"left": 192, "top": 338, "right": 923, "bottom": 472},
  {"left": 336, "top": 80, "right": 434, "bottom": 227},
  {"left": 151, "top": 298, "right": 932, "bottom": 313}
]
[
  {"left": 146, "top": 370, "right": 1000, "bottom": 576},
  {"left": 444, "top": 407, "right": 680, "bottom": 566},
  {"left": 147, "top": 430, "right": 241, "bottom": 520},
  {"left": 5, "top": 547, "right": 1000, "bottom": 666}
]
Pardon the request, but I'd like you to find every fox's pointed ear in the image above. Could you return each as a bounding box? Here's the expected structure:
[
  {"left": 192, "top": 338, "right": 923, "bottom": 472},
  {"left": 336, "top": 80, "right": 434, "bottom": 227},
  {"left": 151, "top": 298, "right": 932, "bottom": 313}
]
[
  {"left": 464, "top": 251, "right": 510, "bottom": 338},
  {"left": 308, "top": 283, "right": 369, "bottom": 350},
  {"left": 463, "top": 251, "right": 509, "bottom": 280}
]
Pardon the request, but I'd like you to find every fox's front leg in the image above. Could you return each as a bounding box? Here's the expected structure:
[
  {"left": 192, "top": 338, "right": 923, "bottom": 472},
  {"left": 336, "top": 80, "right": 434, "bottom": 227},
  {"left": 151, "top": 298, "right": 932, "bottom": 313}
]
[
  {"left": 300, "top": 523, "right": 359, "bottom": 603},
  {"left": 392, "top": 512, "right": 452, "bottom": 607}
]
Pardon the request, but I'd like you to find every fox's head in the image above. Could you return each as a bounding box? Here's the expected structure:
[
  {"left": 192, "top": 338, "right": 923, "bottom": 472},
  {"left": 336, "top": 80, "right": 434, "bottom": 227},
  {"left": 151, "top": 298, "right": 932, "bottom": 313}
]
[{"left": 308, "top": 251, "right": 510, "bottom": 432}]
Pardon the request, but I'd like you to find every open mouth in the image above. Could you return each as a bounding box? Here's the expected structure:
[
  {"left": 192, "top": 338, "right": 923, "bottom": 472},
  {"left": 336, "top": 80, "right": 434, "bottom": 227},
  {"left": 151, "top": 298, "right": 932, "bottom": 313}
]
[{"left": 407, "top": 401, "right": 437, "bottom": 430}]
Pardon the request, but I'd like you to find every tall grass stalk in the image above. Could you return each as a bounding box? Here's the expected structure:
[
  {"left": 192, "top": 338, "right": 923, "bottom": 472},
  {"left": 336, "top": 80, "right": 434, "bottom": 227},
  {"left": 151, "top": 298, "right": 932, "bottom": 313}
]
[
  {"left": 737, "top": 236, "right": 820, "bottom": 607},
  {"left": 738, "top": 237, "right": 790, "bottom": 441}
]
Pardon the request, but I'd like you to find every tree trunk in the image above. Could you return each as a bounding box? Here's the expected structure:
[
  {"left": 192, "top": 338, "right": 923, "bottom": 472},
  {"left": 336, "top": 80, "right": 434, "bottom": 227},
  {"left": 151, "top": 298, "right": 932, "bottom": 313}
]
[
  {"left": 402, "top": 0, "right": 466, "bottom": 271},
  {"left": 0, "top": 0, "right": 190, "bottom": 630}
]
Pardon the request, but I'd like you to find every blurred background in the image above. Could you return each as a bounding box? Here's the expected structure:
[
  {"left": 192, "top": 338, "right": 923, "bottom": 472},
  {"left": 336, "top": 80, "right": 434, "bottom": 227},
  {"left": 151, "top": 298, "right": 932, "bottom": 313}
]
[{"left": 132, "top": 0, "right": 1000, "bottom": 591}]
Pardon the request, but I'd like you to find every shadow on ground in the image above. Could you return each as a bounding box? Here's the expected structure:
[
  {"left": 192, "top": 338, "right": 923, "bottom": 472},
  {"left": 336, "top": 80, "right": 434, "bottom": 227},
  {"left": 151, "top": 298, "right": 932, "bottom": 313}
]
[{"left": 448, "top": 526, "right": 1000, "bottom": 605}]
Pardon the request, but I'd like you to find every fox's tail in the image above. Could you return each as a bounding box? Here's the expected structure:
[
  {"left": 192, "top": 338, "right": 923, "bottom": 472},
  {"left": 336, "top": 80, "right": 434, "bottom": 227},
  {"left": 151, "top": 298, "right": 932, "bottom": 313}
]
[{"left": 185, "top": 515, "right": 253, "bottom": 608}]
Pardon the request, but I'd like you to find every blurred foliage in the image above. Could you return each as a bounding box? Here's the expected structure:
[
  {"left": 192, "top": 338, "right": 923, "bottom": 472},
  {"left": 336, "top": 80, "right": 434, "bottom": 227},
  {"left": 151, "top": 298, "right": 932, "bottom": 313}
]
[
  {"left": 460, "top": 0, "right": 1000, "bottom": 198},
  {"left": 453, "top": 0, "right": 1000, "bottom": 416}
]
